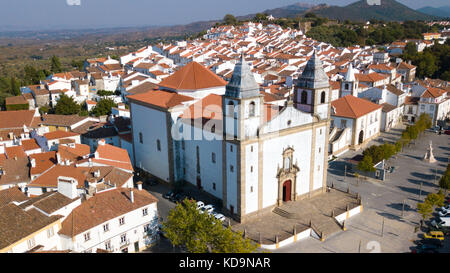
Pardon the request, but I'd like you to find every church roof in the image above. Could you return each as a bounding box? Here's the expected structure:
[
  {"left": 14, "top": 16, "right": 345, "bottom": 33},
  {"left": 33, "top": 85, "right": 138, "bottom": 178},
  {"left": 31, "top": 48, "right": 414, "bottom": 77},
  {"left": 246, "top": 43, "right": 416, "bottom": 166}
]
[
  {"left": 225, "top": 55, "right": 261, "bottom": 99},
  {"left": 158, "top": 61, "right": 227, "bottom": 91},
  {"left": 331, "top": 95, "right": 381, "bottom": 119},
  {"left": 296, "top": 51, "right": 330, "bottom": 89}
]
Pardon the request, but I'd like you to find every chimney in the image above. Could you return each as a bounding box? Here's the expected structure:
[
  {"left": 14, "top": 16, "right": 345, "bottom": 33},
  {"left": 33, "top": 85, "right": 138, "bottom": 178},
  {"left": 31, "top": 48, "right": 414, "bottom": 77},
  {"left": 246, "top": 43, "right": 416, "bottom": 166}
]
[
  {"left": 98, "top": 139, "right": 106, "bottom": 146},
  {"left": 137, "top": 181, "right": 143, "bottom": 191},
  {"left": 57, "top": 176, "right": 78, "bottom": 199},
  {"left": 30, "top": 158, "right": 36, "bottom": 168},
  {"left": 130, "top": 189, "right": 134, "bottom": 203}
]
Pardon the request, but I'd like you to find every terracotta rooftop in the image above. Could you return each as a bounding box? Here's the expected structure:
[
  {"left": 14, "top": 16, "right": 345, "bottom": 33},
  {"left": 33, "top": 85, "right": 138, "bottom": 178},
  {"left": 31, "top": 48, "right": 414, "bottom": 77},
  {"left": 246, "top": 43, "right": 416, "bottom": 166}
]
[
  {"left": 331, "top": 95, "right": 382, "bottom": 119},
  {"left": 158, "top": 61, "right": 227, "bottom": 91},
  {"left": 0, "top": 187, "right": 29, "bottom": 208},
  {"left": 59, "top": 188, "right": 157, "bottom": 237},
  {"left": 128, "top": 90, "right": 194, "bottom": 110},
  {"left": 0, "top": 203, "right": 62, "bottom": 250}
]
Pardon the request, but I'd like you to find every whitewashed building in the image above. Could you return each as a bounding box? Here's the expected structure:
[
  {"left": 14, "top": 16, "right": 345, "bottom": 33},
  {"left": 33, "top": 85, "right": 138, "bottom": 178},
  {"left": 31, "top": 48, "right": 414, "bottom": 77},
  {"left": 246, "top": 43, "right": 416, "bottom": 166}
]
[{"left": 130, "top": 55, "right": 331, "bottom": 223}]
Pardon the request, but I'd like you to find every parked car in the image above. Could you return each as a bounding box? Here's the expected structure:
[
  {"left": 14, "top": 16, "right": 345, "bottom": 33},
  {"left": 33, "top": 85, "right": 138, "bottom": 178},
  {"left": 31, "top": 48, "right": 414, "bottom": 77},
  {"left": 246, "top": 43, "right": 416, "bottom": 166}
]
[
  {"left": 200, "top": 204, "right": 215, "bottom": 215},
  {"left": 390, "top": 166, "right": 395, "bottom": 173},
  {"left": 412, "top": 243, "right": 439, "bottom": 253},
  {"left": 213, "top": 213, "right": 226, "bottom": 222},
  {"left": 196, "top": 201, "right": 205, "bottom": 210},
  {"left": 444, "top": 130, "right": 450, "bottom": 135},
  {"left": 424, "top": 231, "right": 445, "bottom": 241},
  {"left": 429, "top": 126, "right": 440, "bottom": 133},
  {"left": 438, "top": 205, "right": 450, "bottom": 211},
  {"left": 421, "top": 238, "right": 443, "bottom": 247},
  {"left": 163, "top": 190, "right": 176, "bottom": 199},
  {"left": 438, "top": 210, "right": 450, "bottom": 217}
]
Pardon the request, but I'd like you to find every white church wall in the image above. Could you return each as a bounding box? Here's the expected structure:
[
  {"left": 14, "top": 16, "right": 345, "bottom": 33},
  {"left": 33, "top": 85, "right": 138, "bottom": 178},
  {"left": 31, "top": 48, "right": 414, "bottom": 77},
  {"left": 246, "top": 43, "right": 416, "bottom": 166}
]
[
  {"left": 313, "top": 126, "right": 326, "bottom": 190},
  {"left": 131, "top": 103, "right": 170, "bottom": 182},
  {"left": 262, "top": 129, "right": 313, "bottom": 209},
  {"left": 245, "top": 143, "right": 259, "bottom": 214}
]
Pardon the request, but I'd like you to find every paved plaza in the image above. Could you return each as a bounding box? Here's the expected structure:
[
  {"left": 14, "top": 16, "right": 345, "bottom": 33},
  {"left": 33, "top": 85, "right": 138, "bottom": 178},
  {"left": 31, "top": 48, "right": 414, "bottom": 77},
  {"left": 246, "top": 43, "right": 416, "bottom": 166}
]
[{"left": 275, "top": 123, "right": 450, "bottom": 253}]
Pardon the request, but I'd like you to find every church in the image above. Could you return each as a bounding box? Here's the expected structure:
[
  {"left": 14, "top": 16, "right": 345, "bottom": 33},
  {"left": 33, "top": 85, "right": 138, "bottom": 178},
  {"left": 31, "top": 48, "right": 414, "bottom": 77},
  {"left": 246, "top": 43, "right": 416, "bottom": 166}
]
[{"left": 128, "top": 53, "right": 332, "bottom": 223}]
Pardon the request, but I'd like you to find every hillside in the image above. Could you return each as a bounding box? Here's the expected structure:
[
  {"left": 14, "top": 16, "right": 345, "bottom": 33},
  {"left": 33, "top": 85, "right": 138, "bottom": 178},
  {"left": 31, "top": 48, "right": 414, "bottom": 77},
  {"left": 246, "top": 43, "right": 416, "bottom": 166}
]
[
  {"left": 312, "top": 0, "right": 437, "bottom": 22},
  {"left": 417, "top": 6, "right": 450, "bottom": 18}
]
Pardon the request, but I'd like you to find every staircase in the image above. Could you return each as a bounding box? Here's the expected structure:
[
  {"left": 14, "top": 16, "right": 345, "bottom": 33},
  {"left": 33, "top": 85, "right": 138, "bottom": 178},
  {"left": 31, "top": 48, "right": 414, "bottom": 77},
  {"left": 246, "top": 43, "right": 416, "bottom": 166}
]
[{"left": 272, "top": 207, "right": 298, "bottom": 219}]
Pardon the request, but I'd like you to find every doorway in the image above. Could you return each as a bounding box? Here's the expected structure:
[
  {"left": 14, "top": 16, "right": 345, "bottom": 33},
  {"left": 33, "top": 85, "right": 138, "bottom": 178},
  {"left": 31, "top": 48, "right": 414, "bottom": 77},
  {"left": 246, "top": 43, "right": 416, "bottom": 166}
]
[
  {"left": 134, "top": 242, "right": 139, "bottom": 252},
  {"left": 282, "top": 180, "right": 292, "bottom": 202},
  {"left": 358, "top": 130, "right": 364, "bottom": 145}
]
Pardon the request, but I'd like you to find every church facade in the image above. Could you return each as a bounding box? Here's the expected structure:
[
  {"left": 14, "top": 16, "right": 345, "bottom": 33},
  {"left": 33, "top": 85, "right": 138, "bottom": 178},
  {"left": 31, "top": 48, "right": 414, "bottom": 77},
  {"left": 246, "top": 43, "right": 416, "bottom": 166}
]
[{"left": 129, "top": 54, "right": 332, "bottom": 223}]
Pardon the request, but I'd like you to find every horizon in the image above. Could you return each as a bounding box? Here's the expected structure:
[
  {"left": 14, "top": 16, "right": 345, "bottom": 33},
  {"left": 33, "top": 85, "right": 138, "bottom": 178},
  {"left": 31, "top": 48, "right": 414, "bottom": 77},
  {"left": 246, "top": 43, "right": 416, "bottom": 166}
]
[{"left": 0, "top": 0, "right": 449, "bottom": 32}]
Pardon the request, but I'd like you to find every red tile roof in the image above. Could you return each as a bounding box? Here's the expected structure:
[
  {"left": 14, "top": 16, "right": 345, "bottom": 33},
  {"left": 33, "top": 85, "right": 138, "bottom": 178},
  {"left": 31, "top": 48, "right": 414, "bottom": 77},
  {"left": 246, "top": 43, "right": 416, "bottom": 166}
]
[
  {"left": 331, "top": 95, "right": 382, "bottom": 119},
  {"left": 128, "top": 90, "right": 194, "bottom": 109},
  {"left": 158, "top": 61, "right": 227, "bottom": 91}
]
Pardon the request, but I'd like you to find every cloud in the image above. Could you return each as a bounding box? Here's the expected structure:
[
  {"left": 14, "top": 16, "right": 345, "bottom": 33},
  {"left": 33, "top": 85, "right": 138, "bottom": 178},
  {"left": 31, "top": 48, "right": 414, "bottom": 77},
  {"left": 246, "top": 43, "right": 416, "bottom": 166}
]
[{"left": 66, "top": 0, "right": 81, "bottom": 6}]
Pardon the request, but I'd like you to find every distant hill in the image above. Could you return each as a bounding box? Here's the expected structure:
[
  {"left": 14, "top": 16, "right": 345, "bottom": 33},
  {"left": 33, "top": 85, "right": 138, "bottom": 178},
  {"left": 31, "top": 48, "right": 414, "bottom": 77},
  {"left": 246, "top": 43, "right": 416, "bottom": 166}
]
[
  {"left": 417, "top": 6, "right": 450, "bottom": 18},
  {"left": 311, "top": 0, "right": 437, "bottom": 22}
]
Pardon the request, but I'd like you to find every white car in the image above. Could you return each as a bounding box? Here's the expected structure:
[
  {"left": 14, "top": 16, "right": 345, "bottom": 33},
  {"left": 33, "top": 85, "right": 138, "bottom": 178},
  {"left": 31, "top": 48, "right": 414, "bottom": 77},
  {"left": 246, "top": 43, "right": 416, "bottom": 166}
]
[
  {"left": 438, "top": 205, "right": 450, "bottom": 211},
  {"left": 213, "top": 213, "right": 226, "bottom": 222},
  {"left": 196, "top": 201, "right": 205, "bottom": 210},
  {"left": 200, "top": 204, "right": 214, "bottom": 215},
  {"left": 438, "top": 209, "right": 450, "bottom": 217}
]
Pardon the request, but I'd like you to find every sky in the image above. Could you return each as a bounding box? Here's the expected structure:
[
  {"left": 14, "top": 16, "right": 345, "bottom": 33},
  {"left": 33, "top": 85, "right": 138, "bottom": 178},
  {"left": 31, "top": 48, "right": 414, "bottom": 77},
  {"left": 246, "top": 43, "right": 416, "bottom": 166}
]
[{"left": 0, "top": 0, "right": 448, "bottom": 31}]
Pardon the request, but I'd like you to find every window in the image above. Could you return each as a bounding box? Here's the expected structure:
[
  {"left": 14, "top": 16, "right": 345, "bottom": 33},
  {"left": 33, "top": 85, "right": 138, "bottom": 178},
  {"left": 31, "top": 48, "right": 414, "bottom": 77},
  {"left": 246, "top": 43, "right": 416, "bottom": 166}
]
[
  {"left": 144, "top": 224, "right": 151, "bottom": 233},
  {"left": 211, "top": 125, "right": 215, "bottom": 133},
  {"left": 103, "top": 223, "right": 109, "bottom": 232},
  {"left": 317, "top": 165, "right": 320, "bottom": 171},
  {"left": 105, "top": 240, "right": 112, "bottom": 251},
  {"left": 230, "top": 165, "right": 234, "bottom": 172},
  {"left": 139, "top": 132, "right": 143, "bottom": 144},
  {"left": 230, "top": 145, "right": 233, "bottom": 152},
  {"left": 213, "top": 183, "right": 216, "bottom": 190},
  {"left": 84, "top": 232, "right": 91, "bottom": 242},
  {"left": 212, "top": 152, "right": 216, "bottom": 163},
  {"left": 120, "top": 233, "right": 127, "bottom": 244},
  {"left": 156, "top": 139, "right": 161, "bottom": 151},
  {"left": 341, "top": 120, "right": 347, "bottom": 128},
  {"left": 27, "top": 238, "right": 36, "bottom": 249},
  {"left": 47, "top": 226, "right": 54, "bottom": 238},
  {"left": 119, "top": 217, "right": 125, "bottom": 226},
  {"left": 142, "top": 208, "right": 148, "bottom": 216},
  {"left": 181, "top": 140, "right": 185, "bottom": 150},
  {"left": 250, "top": 166, "right": 253, "bottom": 172},
  {"left": 250, "top": 186, "right": 254, "bottom": 193},
  {"left": 319, "top": 147, "right": 321, "bottom": 153},
  {"left": 249, "top": 101, "right": 256, "bottom": 117},
  {"left": 301, "top": 90, "right": 308, "bottom": 104},
  {"left": 429, "top": 105, "right": 434, "bottom": 111},
  {"left": 320, "top": 129, "right": 322, "bottom": 135},
  {"left": 250, "top": 146, "right": 253, "bottom": 152},
  {"left": 320, "top": 91, "right": 326, "bottom": 104},
  {"left": 227, "top": 101, "right": 235, "bottom": 116}
]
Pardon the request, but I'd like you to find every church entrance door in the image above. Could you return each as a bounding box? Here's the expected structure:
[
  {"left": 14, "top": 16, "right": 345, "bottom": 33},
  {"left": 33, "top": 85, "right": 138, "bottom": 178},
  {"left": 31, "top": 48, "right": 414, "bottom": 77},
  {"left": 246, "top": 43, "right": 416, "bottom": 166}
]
[{"left": 282, "top": 180, "right": 292, "bottom": 202}]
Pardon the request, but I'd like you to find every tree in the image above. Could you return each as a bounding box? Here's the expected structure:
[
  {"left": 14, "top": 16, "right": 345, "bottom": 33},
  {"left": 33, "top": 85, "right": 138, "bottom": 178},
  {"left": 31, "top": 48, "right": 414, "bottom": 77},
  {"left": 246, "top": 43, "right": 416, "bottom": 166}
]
[
  {"left": 357, "top": 155, "right": 376, "bottom": 173},
  {"left": 162, "top": 199, "right": 258, "bottom": 253},
  {"left": 417, "top": 202, "right": 433, "bottom": 221},
  {"left": 54, "top": 94, "right": 81, "bottom": 115},
  {"left": 425, "top": 192, "right": 445, "bottom": 208},
  {"left": 50, "top": 55, "right": 62, "bottom": 73},
  {"left": 439, "top": 164, "right": 450, "bottom": 194},
  {"left": 253, "top": 13, "right": 267, "bottom": 23},
  {"left": 10, "top": 77, "right": 20, "bottom": 96},
  {"left": 90, "top": 98, "right": 117, "bottom": 117},
  {"left": 223, "top": 14, "right": 237, "bottom": 25}
]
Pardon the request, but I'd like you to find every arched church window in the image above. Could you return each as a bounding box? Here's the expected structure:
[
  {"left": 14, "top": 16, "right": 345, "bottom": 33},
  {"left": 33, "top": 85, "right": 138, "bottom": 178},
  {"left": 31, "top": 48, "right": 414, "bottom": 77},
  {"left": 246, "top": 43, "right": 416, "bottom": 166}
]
[
  {"left": 284, "top": 156, "right": 291, "bottom": 170},
  {"left": 227, "top": 101, "right": 235, "bottom": 117},
  {"left": 301, "top": 91, "right": 308, "bottom": 104},
  {"left": 320, "top": 91, "right": 326, "bottom": 104},
  {"left": 249, "top": 101, "right": 256, "bottom": 117},
  {"left": 282, "top": 147, "right": 294, "bottom": 171}
]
